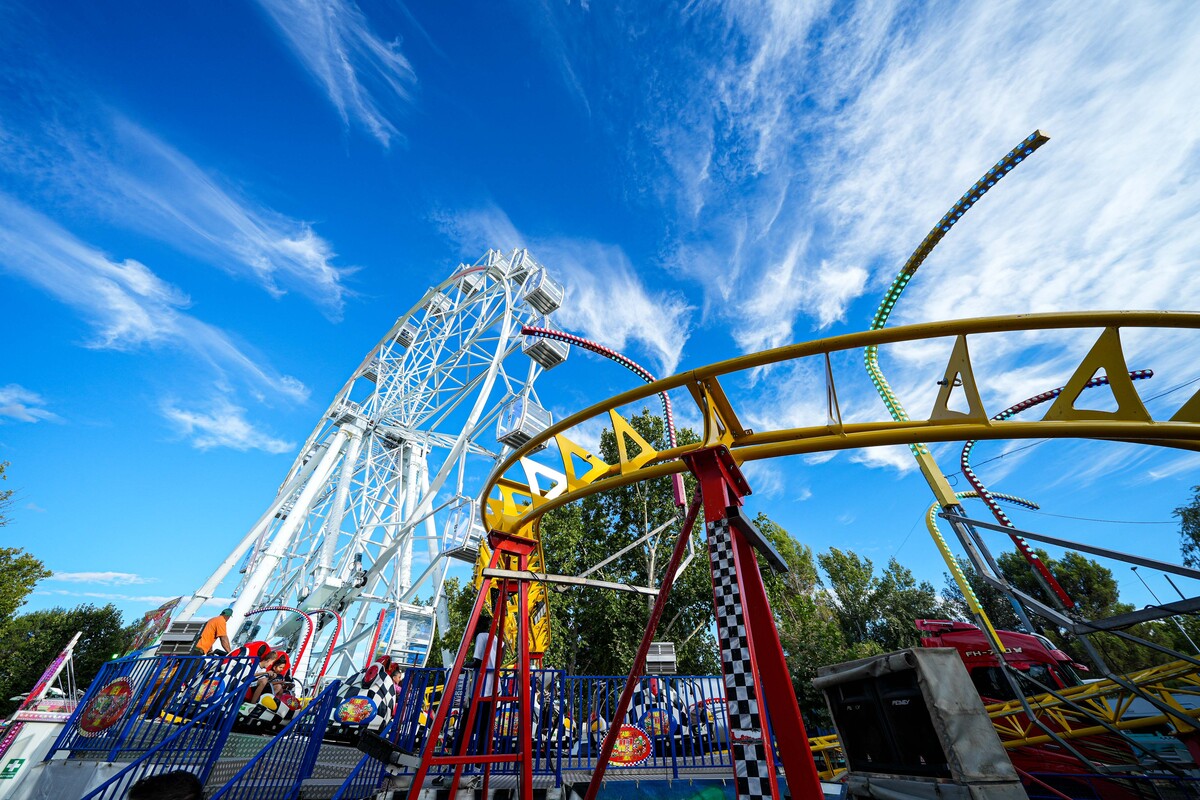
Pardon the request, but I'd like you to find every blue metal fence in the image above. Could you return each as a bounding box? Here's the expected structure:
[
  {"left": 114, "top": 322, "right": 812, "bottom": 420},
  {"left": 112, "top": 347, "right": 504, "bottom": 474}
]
[
  {"left": 331, "top": 713, "right": 403, "bottom": 800},
  {"left": 380, "top": 668, "right": 734, "bottom": 784},
  {"left": 78, "top": 674, "right": 255, "bottom": 800},
  {"left": 48, "top": 654, "right": 256, "bottom": 761},
  {"left": 208, "top": 680, "right": 342, "bottom": 800}
]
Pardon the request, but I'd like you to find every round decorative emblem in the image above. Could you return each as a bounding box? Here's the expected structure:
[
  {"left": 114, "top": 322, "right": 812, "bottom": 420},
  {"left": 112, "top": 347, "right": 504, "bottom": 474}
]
[
  {"left": 336, "top": 696, "right": 377, "bottom": 724},
  {"left": 281, "top": 694, "right": 303, "bottom": 711},
  {"left": 609, "top": 724, "right": 652, "bottom": 766},
  {"left": 640, "top": 708, "right": 673, "bottom": 738},
  {"left": 79, "top": 678, "right": 134, "bottom": 735},
  {"left": 192, "top": 678, "right": 224, "bottom": 703}
]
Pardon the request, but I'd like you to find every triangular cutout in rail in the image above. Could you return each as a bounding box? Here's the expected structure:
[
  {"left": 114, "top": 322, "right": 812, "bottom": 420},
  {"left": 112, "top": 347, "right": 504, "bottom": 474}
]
[
  {"left": 930, "top": 335, "right": 989, "bottom": 422},
  {"left": 1042, "top": 327, "right": 1151, "bottom": 422}
]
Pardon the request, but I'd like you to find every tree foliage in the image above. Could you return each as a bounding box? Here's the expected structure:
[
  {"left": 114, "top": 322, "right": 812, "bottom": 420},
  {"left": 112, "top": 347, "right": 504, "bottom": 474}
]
[
  {"left": 0, "top": 461, "right": 12, "bottom": 527},
  {"left": 1176, "top": 486, "right": 1200, "bottom": 569},
  {"left": 754, "top": 515, "right": 850, "bottom": 728},
  {"left": 0, "top": 604, "right": 132, "bottom": 716},
  {"left": 944, "top": 545, "right": 1189, "bottom": 675},
  {"left": 817, "top": 548, "right": 941, "bottom": 654},
  {"left": 0, "top": 547, "right": 51, "bottom": 625},
  {"left": 941, "top": 556, "right": 1025, "bottom": 632}
]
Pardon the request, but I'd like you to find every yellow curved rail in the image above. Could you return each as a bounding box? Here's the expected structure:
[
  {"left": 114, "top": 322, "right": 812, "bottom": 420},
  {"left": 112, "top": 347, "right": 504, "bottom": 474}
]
[{"left": 481, "top": 311, "right": 1200, "bottom": 535}]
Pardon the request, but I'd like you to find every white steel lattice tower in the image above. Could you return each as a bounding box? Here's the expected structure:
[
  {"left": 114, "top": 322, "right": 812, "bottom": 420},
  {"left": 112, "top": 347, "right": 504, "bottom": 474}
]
[{"left": 180, "top": 249, "right": 569, "bottom": 679}]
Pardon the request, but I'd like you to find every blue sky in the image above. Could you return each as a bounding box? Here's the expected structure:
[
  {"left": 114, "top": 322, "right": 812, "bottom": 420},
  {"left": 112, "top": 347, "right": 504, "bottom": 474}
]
[{"left": 2, "top": 0, "right": 1199, "bottom": 624}]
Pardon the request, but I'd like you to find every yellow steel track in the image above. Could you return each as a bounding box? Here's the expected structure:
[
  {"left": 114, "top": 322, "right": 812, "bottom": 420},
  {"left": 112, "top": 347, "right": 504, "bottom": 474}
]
[
  {"left": 475, "top": 310, "right": 1200, "bottom": 760},
  {"left": 481, "top": 311, "right": 1200, "bottom": 536}
]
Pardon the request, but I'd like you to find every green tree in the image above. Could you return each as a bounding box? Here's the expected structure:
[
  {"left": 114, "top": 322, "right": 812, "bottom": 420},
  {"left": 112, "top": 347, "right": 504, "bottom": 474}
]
[
  {"left": 941, "top": 556, "right": 1025, "bottom": 632},
  {"left": 995, "top": 548, "right": 1179, "bottom": 673},
  {"left": 755, "top": 515, "right": 849, "bottom": 728},
  {"left": 817, "top": 548, "right": 878, "bottom": 646},
  {"left": 0, "top": 604, "right": 130, "bottom": 715},
  {"left": 818, "top": 548, "right": 940, "bottom": 654},
  {"left": 874, "top": 558, "right": 942, "bottom": 651},
  {"left": 0, "top": 547, "right": 51, "bottom": 624},
  {"left": 0, "top": 463, "right": 51, "bottom": 625},
  {"left": 0, "top": 461, "right": 12, "bottom": 526},
  {"left": 1176, "top": 486, "right": 1200, "bottom": 568}
]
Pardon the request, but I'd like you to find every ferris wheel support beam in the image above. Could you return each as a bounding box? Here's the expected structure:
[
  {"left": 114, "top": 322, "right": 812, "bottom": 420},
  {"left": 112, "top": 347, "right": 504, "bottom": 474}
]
[
  {"left": 180, "top": 441, "right": 329, "bottom": 619},
  {"left": 318, "top": 425, "right": 364, "bottom": 581},
  {"left": 229, "top": 426, "right": 352, "bottom": 632},
  {"left": 354, "top": 289, "right": 515, "bottom": 601}
]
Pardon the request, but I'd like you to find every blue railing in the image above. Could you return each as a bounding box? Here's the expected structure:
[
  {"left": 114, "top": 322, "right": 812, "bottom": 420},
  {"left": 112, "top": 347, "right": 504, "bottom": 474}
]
[
  {"left": 332, "top": 712, "right": 404, "bottom": 800},
  {"left": 208, "top": 680, "right": 342, "bottom": 799},
  {"left": 383, "top": 668, "right": 734, "bottom": 784},
  {"left": 78, "top": 674, "right": 255, "bottom": 800},
  {"left": 48, "top": 654, "right": 255, "bottom": 761}
]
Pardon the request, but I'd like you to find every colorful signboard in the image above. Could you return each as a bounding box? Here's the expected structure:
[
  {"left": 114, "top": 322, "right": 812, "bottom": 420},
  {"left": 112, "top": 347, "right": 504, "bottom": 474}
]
[
  {"left": 609, "top": 724, "right": 652, "bottom": 766},
  {"left": 79, "top": 678, "right": 134, "bottom": 736},
  {"left": 126, "top": 597, "right": 182, "bottom": 653},
  {"left": 335, "top": 697, "right": 377, "bottom": 725}
]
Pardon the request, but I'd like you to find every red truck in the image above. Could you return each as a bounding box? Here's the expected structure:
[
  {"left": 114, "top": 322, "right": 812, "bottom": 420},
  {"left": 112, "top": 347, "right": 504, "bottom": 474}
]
[{"left": 915, "top": 619, "right": 1195, "bottom": 799}]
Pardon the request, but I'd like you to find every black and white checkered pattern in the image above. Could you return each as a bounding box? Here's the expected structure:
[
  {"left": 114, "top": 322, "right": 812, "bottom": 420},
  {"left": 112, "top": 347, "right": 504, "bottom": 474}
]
[
  {"left": 707, "top": 516, "right": 773, "bottom": 800},
  {"left": 325, "top": 668, "right": 399, "bottom": 740}
]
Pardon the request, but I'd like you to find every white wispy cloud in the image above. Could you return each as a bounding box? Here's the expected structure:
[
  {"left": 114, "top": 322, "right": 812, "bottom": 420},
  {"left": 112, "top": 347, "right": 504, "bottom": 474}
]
[
  {"left": 162, "top": 399, "right": 295, "bottom": 454},
  {"left": 0, "top": 194, "right": 307, "bottom": 449},
  {"left": 253, "top": 0, "right": 416, "bottom": 147},
  {"left": 527, "top": 2, "right": 1200, "bottom": 472},
  {"left": 1, "top": 115, "right": 352, "bottom": 318},
  {"left": 437, "top": 205, "right": 694, "bottom": 374},
  {"left": 36, "top": 589, "right": 183, "bottom": 605},
  {"left": 741, "top": 461, "right": 786, "bottom": 499},
  {"left": 50, "top": 571, "right": 156, "bottom": 585},
  {"left": 0, "top": 384, "right": 60, "bottom": 423}
]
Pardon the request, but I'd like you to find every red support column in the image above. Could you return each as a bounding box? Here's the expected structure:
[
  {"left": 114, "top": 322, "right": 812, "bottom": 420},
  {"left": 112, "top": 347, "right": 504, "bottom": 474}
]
[
  {"left": 408, "top": 532, "right": 537, "bottom": 800},
  {"left": 683, "top": 445, "right": 824, "bottom": 800}
]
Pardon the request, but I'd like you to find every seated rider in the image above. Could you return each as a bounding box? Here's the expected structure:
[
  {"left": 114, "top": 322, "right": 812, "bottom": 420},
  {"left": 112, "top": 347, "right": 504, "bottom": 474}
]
[
  {"left": 247, "top": 650, "right": 284, "bottom": 704},
  {"left": 264, "top": 651, "right": 293, "bottom": 699}
]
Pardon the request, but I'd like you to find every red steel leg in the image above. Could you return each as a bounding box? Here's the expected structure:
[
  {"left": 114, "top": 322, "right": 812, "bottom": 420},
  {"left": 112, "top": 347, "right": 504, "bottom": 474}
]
[
  {"left": 686, "top": 445, "right": 823, "bottom": 800},
  {"left": 735, "top": 520, "right": 823, "bottom": 799},
  {"left": 409, "top": 544, "right": 500, "bottom": 793},
  {"left": 582, "top": 491, "right": 703, "bottom": 800},
  {"left": 519, "top": 551, "right": 534, "bottom": 799}
]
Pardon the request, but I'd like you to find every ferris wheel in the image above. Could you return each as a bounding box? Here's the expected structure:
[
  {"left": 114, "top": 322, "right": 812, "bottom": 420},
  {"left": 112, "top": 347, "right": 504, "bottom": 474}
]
[{"left": 178, "top": 249, "right": 570, "bottom": 679}]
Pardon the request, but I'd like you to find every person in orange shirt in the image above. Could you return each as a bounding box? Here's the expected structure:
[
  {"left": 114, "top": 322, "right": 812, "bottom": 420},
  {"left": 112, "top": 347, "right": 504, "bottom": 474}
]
[{"left": 192, "top": 608, "right": 233, "bottom": 655}]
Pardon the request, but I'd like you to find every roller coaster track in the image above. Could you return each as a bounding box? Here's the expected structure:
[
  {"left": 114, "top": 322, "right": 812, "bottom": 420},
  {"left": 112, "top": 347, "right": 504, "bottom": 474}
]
[
  {"left": 476, "top": 312, "right": 1200, "bottom": 782},
  {"left": 479, "top": 310, "right": 1200, "bottom": 537}
]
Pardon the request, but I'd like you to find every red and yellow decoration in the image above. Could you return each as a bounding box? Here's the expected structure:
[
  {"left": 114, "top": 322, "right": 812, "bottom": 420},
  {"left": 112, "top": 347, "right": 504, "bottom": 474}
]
[
  {"left": 79, "top": 678, "right": 134, "bottom": 736},
  {"left": 335, "top": 696, "right": 377, "bottom": 724},
  {"left": 608, "top": 724, "right": 651, "bottom": 766}
]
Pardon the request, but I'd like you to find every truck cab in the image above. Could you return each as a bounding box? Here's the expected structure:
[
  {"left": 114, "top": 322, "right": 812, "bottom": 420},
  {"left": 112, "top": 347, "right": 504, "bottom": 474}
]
[{"left": 915, "top": 619, "right": 1086, "bottom": 702}]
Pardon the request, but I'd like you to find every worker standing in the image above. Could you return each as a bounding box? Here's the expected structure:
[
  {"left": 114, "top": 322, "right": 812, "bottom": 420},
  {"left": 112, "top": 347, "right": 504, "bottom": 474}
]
[{"left": 192, "top": 608, "right": 234, "bottom": 656}]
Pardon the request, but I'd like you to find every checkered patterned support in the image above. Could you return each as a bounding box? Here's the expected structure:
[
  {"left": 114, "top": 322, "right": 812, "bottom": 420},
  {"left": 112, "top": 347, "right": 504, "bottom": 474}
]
[
  {"left": 325, "top": 668, "right": 397, "bottom": 738},
  {"left": 707, "top": 517, "right": 773, "bottom": 800}
]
